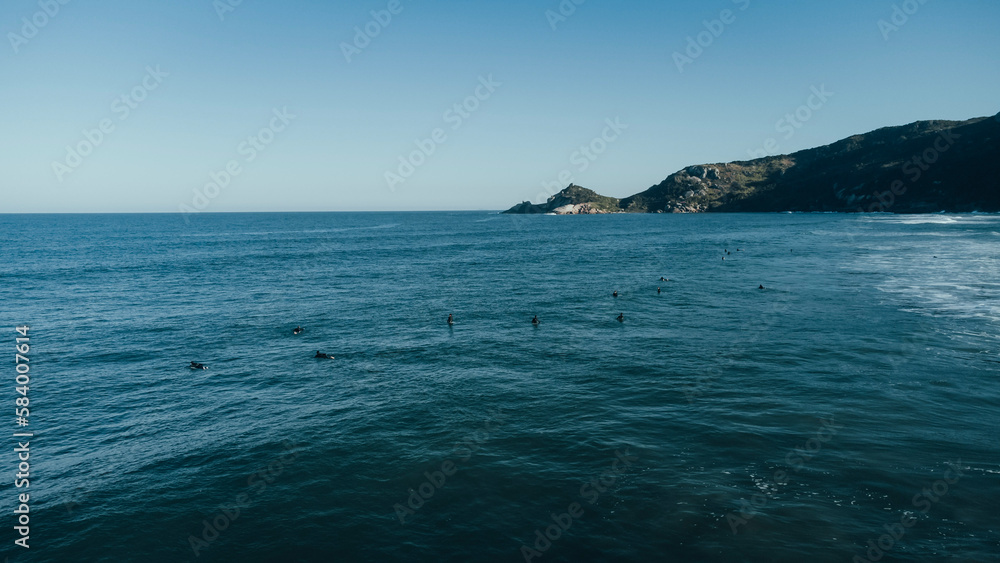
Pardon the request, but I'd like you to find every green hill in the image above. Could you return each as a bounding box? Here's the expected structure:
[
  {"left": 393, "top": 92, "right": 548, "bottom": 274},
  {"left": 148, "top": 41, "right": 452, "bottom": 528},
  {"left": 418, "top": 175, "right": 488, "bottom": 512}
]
[{"left": 504, "top": 113, "right": 1000, "bottom": 214}]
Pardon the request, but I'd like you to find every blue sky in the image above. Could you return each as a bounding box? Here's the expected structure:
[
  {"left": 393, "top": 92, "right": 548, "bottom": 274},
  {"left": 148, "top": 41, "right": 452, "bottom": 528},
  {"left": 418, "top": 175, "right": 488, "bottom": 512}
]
[{"left": 1, "top": 0, "right": 997, "bottom": 212}]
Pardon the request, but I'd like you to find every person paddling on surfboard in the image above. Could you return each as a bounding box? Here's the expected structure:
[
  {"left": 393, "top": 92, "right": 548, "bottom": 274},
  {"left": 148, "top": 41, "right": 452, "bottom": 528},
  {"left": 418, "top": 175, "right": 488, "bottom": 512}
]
[
  {"left": 532, "top": 315, "right": 539, "bottom": 325},
  {"left": 189, "top": 362, "right": 207, "bottom": 370},
  {"left": 617, "top": 313, "right": 624, "bottom": 323},
  {"left": 293, "top": 326, "right": 303, "bottom": 335}
]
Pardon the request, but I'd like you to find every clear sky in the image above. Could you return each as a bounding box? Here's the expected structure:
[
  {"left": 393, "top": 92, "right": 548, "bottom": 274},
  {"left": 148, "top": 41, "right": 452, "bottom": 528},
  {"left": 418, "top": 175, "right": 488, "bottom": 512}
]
[{"left": 1, "top": 0, "right": 997, "bottom": 213}]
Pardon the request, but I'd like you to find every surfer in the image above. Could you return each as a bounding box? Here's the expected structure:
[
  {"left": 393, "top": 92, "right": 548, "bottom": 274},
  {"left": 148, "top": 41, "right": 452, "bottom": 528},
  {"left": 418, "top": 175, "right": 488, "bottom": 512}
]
[
  {"left": 293, "top": 326, "right": 303, "bottom": 335},
  {"left": 532, "top": 315, "right": 539, "bottom": 325},
  {"left": 617, "top": 313, "right": 624, "bottom": 323},
  {"left": 447, "top": 314, "right": 454, "bottom": 326},
  {"left": 758, "top": 285, "right": 765, "bottom": 290},
  {"left": 189, "top": 362, "right": 207, "bottom": 370},
  {"left": 315, "top": 351, "right": 334, "bottom": 359},
  {"left": 612, "top": 291, "right": 618, "bottom": 298},
  {"left": 657, "top": 287, "right": 661, "bottom": 294}
]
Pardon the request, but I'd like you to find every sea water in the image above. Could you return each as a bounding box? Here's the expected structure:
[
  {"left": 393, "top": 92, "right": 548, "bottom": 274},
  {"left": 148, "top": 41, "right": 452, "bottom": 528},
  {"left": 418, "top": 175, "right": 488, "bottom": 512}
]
[{"left": 1, "top": 212, "right": 997, "bottom": 562}]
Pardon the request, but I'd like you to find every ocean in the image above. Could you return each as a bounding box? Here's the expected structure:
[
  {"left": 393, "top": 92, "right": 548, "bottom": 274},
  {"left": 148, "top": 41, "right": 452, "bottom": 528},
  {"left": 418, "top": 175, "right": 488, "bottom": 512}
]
[{"left": 1, "top": 211, "right": 998, "bottom": 562}]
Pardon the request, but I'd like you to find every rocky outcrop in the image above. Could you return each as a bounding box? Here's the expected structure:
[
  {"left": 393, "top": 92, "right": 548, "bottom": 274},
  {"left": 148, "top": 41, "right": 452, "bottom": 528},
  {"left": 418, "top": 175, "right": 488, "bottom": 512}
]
[
  {"left": 502, "top": 184, "right": 620, "bottom": 214},
  {"left": 664, "top": 201, "right": 708, "bottom": 214},
  {"left": 685, "top": 165, "right": 720, "bottom": 180},
  {"left": 552, "top": 203, "right": 610, "bottom": 214}
]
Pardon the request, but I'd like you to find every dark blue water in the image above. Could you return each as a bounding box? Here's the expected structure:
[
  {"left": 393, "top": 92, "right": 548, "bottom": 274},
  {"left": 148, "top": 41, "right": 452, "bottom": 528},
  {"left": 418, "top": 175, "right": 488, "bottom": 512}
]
[{"left": 1, "top": 212, "right": 998, "bottom": 562}]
